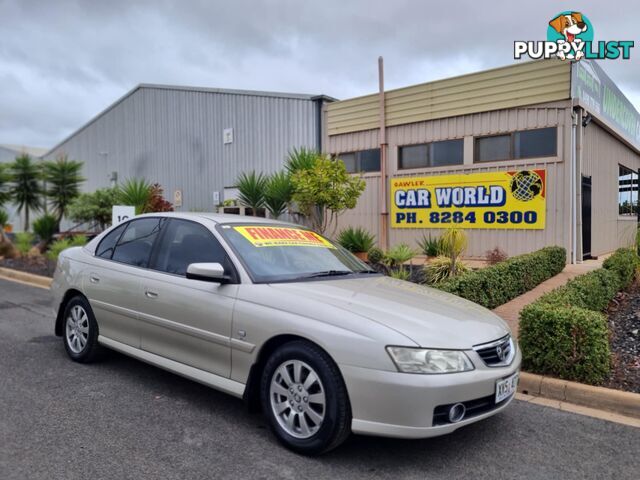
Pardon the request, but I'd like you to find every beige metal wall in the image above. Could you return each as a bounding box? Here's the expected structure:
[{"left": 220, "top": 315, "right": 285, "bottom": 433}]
[
  {"left": 582, "top": 121, "right": 640, "bottom": 256},
  {"left": 326, "top": 60, "right": 570, "bottom": 136},
  {"left": 326, "top": 102, "right": 573, "bottom": 258}
]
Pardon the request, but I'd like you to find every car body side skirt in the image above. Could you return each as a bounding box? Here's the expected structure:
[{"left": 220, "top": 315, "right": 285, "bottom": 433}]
[{"left": 97, "top": 335, "right": 246, "bottom": 398}]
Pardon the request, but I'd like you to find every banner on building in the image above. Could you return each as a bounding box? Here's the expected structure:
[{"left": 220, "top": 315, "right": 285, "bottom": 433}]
[{"left": 390, "top": 170, "right": 546, "bottom": 229}]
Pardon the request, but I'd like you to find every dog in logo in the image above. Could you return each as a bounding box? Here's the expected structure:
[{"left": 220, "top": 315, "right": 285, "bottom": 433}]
[{"left": 549, "top": 12, "right": 588, "bottom": 60}]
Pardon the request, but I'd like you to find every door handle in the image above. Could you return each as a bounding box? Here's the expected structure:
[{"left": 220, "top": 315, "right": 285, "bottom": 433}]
[
  {"left": 89, "top": 275, "right": 100, "bottom": 284},
  {"left": 145, "top": 290, "right": 159, "bottom": 299}
]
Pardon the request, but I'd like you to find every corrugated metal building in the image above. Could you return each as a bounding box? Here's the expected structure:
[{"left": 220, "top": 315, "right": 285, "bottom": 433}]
[
  {"left": 325, "top": 59, "right": 640, "bottom": 262},
  {"left": 43, "top": 85, "right": 333, "bottom": 215}
]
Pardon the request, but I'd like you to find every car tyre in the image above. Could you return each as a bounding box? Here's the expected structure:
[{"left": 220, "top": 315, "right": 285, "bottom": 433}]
[
  {"left": 62, "top": 296, "right": 102, "bottom": 363},
  {"left": 260, "top": 340, "right": 351, "bottom": 455}
]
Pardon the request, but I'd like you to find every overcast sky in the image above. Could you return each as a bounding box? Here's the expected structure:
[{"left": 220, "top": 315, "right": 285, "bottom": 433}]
[{"left": 1, "top": 0, "right": 639, "bottom": 148}]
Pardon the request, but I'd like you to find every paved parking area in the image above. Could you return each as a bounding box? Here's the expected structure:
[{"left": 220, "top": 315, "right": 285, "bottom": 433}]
[{"left": 0, "top": 277, "right": 638, "bottom": 480}]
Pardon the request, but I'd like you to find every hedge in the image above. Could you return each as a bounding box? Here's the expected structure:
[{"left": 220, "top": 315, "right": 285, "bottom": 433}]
[
  {"left": 437, "top": 246, "right": 566, "bottom": 309},
  {"left": 519, "top": 247, "right": 638, "bottom": 385},
  {"left": 519, "top": 304, "right": 610, "bottom": 385},
  {"left": 603, "top": 247, "right": 637, "bottom": 289},
  {"left": 537, "top": 268, "right": 619, "bottom": 312}
]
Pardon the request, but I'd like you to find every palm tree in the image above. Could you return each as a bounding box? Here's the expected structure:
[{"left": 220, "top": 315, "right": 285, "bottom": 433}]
[
  {"left": 117, "top": 178, "right": 152, "bottom": 214},
  {"left": 43, "top": 156, "right": 85, "bottom": 231},
  {"left": 9, "top": 154, "right": 42, "bottom": 231},
  {"left": 0, "top": 164, "right": 10, "bottom": 207},
  {"left": 236, "top": 171, "right": 267, "bottom": 215}
]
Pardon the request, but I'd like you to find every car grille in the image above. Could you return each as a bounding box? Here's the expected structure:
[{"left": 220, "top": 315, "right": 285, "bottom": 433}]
[
  {"left": 473, "top": 334, "right": 514, "bottom": 367},
  {"left": 432, "top": 394, "right": 510, "bottom": 426}
]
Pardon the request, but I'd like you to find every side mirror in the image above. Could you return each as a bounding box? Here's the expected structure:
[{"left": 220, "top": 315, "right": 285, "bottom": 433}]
[{"left": 186, "top": 262, "right": 231, "bottom": 284}]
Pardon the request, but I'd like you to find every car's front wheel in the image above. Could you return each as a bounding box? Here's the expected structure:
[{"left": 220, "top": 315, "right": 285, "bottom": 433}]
[
  {"left": 62, "top": 296, "right": 102, "bottom": 363},
  {"left": 260, "top": 340, "right": 351, "bottom": 455}
]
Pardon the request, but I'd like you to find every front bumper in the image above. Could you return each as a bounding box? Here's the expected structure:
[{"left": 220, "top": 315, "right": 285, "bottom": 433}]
[{"left": 341, "top": 347, "right": 521, "bottom": 439}]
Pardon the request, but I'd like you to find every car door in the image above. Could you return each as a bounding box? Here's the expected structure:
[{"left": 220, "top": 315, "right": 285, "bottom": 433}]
[
  {"left": 84, "top": 217, "right": 167, "bottom": 348},
  {"left": 137, "top": 218, "right": 238, "bottom": 378}
]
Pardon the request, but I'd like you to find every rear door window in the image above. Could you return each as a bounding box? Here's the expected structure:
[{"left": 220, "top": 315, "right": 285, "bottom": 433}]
[{"left": 111, "top": 218, "right": 166, "bottom": 268}]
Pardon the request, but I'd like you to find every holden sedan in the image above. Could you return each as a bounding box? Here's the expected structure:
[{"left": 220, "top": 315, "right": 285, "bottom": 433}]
[{"left": 51, "top": 213, "right": 520, "bottom": 454}]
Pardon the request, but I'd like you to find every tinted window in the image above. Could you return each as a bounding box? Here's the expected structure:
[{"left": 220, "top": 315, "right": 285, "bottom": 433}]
[
  {"left": 475, "top": 128, "right": 557, "bottom": 162},
  {"left": 399, "top": 140, "right": 463, "bottom": 169},
  {"left": 476, "top": 135, "right": 511, "bottom": 162},
  {"left": 337, "top": 149, "right": 380, "bottom": 173},
  {"left": 96, "top": 223, "right": 126, "bottom": 259},
  {"left": 112, "top": 218, "right": 165, "bottom": 268},
  {"left": 399, "top": 144, "right": 428, "bottom": 169},
  {"left": 515, "top": 128, "right": 557, "bottom": 158},
  {"left": 152, "top": 219, "right": 228, "bottom": 276},
  {"left": 432, "top": 139, "right": 464, "bottom": 167},
  {"left": 618, "top": 164, "right": 639, "bottom": 216}
]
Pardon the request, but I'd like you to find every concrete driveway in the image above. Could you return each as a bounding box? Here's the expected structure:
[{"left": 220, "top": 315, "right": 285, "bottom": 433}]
[{"left": 0, "top": 278, "right": 638, "bottom": 480}]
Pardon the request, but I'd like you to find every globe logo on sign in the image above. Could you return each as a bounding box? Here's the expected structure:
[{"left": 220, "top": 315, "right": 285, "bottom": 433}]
[{"left": 510, "top": 171, "right": 543, "bottom": 202}]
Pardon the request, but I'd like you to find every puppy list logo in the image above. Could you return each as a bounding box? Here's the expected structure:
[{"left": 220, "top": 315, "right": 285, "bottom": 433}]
[{"left": 514, "top": 11, "right": 633, "bottom": 61}]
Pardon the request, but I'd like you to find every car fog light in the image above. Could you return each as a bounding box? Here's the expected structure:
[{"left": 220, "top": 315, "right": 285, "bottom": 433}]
[{"left": 448, "top": 403, "right": 466, "bottom": 423}]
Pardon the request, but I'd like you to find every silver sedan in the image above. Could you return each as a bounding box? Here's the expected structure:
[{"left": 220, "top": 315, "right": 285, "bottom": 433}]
[{"left": 51, "top": 213, "right": 521, "bottom": 454}]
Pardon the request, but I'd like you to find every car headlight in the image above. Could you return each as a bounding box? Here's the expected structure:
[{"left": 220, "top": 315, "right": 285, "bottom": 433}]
[{"left": 386, "top": 346, "right": 474, "bottom": 374}]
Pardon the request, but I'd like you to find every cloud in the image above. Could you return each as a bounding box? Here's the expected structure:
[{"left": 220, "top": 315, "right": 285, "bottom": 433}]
[{"left": 1, "top": 0, "right": 639, "bottom": 147}]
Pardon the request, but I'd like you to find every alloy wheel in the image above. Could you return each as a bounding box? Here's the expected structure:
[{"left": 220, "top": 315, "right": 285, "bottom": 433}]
[{"left": 269, "top": 359, "right": 326, "bottom": 439}]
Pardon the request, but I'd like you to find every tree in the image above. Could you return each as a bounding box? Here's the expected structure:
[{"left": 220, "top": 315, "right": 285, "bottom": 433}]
[
  {"left": 143, "top": 183, "right": 174, "bottom": 213},
  {"left": 0, "top": 164, "right": 10, "bottom": 208},
  {"left": 291, "top": 156, "right": 366, "bottom": 234},
  {"left": 236, "top": 171, "right": 267, "bottom": 215},
  {"left": 67, "top": 187, "right": 119, "bottom": 230},
  {"left": 43, "top": 156, "right": 85, "bottom": 231},
  {"left": 9, "top": 154, "right": 42, "bottom": 231},
  {"left": 117, "top": 178, "right": 152, "bottom": 214},
  {"left": 264, "top": 171, "right": 293, "bottom": 218}
]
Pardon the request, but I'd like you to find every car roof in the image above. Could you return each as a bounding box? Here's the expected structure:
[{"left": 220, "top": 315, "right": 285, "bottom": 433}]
[{"left": 136, "top": 211, "right": 300, "bottom": 227}]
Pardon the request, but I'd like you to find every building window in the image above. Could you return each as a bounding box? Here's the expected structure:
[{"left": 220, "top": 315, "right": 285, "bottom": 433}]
[
  {"left": 475, "top": 127, "right": 557, "bottom": 162},
  {"left": 398, "top": 139, "right": 463, "bottom": 169},
  {"left": 618, "top": 164, "right": 638, "bottom": 216},
  {"left": 337, "top": 149, "right": 380, "bottom": 173}
]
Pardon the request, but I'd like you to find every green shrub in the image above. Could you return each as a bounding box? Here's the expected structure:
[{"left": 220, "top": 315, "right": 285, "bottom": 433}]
[
  {"left": 46, "top": 236, "right": 88, "bottom": 262},
  {"left": 32, "top": 214, "right": 58, "bottom": 243},
  {"left": 46, "top": 238, "right": 71, "bottom": 261},
  {"left": 417, "top": 234, "right": 442, "bottom": 257},
  {"left": 438, "top": 246, "right": 566, "bottom": 309},
  {"left": 537, "top": 268, "right": 619, "bottom": 312},
  {"left": 70, "top": 235, "right": 88, "bottom": 247},
  {"left": 14, "top": 232, "right": 35, "bottom": 256},
  {"left": 519, "top": 303, "right": 610, "bottom": 385},
  {"left": 367, "top": 246, "right": 384, "bottom": 265},
  {"left": 383, "top": 244, "right": 415, "bottom": 268},
  {"left": 602, "top": 248, "right": 638, "bottom": 289},
  {"left": 337, "top": 227, "right": 375, "bottom": 253},
  {"left": 389, "top": 268, "right": 411, "bottom": 281},
  {"left": 424, "top": 255, "right": 469, "bottom": 284}
]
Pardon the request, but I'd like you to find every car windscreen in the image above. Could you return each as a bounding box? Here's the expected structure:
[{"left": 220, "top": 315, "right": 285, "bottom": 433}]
[{"left": 217, "top": 224, "right": 374, "bottom": 283}]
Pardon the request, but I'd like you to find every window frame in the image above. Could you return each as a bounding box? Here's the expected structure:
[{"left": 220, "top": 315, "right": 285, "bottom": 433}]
[
  {"left": 474, "top": 127, "right": 558, "bottom": 163},
  {"left": 397, "top": 138, "right": 464, "bottom": 170},
  {"left": 618, "top": 164, "right": 639, "bottom": 217},
  {"left": 147, "top": 218, "right": 239, "bottom": 282},
  {"left": 335, "top": 148, "right": 381, "bottom": 174}
]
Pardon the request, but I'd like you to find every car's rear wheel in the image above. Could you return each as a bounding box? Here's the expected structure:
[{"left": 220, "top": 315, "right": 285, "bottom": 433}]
[
  {"left": 62, "top": 296, "right": 102, "bottom": 363},
  {"left": 260, "top": 340, "right": 351, "bottom": 455}
]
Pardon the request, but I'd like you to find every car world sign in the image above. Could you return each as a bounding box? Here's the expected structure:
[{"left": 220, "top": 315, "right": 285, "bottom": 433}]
[{"left": 390, "top": 170, "right": 546, "bottom": 230}]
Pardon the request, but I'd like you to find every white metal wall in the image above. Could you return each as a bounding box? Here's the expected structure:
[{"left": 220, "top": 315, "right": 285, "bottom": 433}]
[{"left": 44, "top": 87, "right": 323, "bottom": 213}]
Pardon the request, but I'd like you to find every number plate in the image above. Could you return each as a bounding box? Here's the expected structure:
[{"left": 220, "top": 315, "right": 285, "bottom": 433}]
[{"left": 495, "top": 372, "right": 518, "bottom": 403}]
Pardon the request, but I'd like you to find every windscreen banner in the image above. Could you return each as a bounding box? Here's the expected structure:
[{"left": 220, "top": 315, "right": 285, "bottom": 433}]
[
  {"left": 390, "top": 170, "right": 546, "bottom": 229},
  {"left": 233, "top": 226, "right": 335, "bottom": 248}
]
